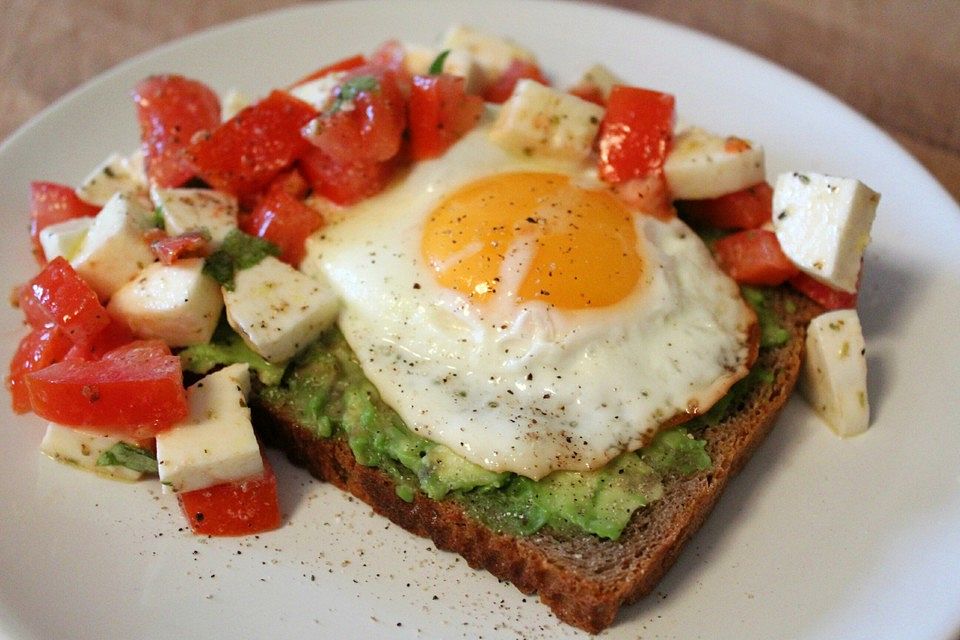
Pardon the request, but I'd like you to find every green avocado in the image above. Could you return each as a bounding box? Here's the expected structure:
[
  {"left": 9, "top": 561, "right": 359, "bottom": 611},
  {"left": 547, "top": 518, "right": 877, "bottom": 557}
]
[{"left": 188, "top": 325, "right": 744, "bottom": 540}]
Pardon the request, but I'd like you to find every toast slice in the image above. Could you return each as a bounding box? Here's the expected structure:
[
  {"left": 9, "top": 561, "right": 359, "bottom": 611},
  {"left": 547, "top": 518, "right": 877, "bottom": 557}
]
[{"left": 252, "top": 288, "right": 821, "bottom": 633}]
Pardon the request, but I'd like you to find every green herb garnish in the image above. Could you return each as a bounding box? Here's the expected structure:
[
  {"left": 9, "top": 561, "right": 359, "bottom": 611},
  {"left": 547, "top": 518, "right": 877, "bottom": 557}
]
[
  {"left": 428, "top": 50, "right": 451, "bottom": 75},
  {"left": 203, "top": 229, "right": 280, "bottom": 290},
  {"left": 327, "top": 75, "right": 379, "bottom": 113},
  {"left": 97, "top": 442, "right": 158, "bottom": 474}
]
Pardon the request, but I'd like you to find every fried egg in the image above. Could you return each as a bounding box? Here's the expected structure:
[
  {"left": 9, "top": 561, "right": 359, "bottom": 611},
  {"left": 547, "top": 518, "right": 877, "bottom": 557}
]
[{"left": 303, "top": 114, "right": 757, "bottom": 480}]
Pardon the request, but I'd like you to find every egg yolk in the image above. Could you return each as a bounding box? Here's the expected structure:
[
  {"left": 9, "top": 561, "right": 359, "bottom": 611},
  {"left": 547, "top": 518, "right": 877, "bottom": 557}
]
[{"left": 422, "top": 171, "right": 644, "bottom": 309}]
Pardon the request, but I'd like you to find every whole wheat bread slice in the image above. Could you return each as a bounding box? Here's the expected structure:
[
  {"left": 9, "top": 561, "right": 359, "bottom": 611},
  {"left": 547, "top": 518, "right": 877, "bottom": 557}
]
[{"left": 252, "top": 288, "right": 821, "bottom": 633}]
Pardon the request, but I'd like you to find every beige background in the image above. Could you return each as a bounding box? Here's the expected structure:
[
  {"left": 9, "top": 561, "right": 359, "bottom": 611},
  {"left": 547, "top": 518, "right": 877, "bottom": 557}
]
[{"left": 1, "top": 0, "right": 958, "bottom": 202}]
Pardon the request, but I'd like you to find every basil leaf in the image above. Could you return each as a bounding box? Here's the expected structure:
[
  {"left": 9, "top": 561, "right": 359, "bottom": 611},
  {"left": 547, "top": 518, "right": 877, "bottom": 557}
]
[
  {"left": 97, "top": 442, "right": 159, "bottom": 474},
  {"left": 203, "top": 229, "right": 280, "bottom": 290},
  {"left": 428, "top": 50, "right": 451, "bottom": 75},
  {"left": 327, "top": 75, "right": 379, "bottom": 113}
]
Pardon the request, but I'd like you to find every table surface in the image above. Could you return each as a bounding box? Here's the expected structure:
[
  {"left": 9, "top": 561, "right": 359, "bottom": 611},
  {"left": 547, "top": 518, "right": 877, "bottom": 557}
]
[{"left": 2, "top": 0, "right": 958, "bottom": 205}]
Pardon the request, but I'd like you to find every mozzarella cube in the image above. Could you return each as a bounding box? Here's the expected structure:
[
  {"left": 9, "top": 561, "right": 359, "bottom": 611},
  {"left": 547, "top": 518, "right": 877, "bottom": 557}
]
[
  {"left": 490, "top": 80, "right": 604, "bottom": 161},
  {"left": 402, "top": 44, "right": 483, "bottom": 94},
  {"left": 107, "top": 258, "right": 223, "bottom": 347},
  {"left": 440, "top": 25, "right": 537, "bottom": 84},
  {"left": 70, "top": 192, "right": 156, "bottom": 300},
  {"left": 223, "top": 256, "right": 339, "bottom": 363},
  {"left": 289, "top": 71, "right": 348, "bottom": 111},
  {"left": 664, "top": 127, "right": 766, "bottom": 200},
  {"left": 221, "top": 88, "right": 250, "bottom": 120},
  {"left": 155, "top": 364, "right": 262, "bottom": 493},
  {"left": 800, "top": 310, "right": 870, "bottom": 437},
  {"left": 573, "top": 63, "right": 624, "bottom": 101},
  {"left": 40, "top": 423, "right": 144, "bottom": 481},
  {"left": 772, "top": 172, "right": 880, "bottom": 293},
  {"left": 76, "top": 152, "right": 148, "bottom": 206},
  {"left": 151, "top": 186, "right": 239, "bottom": 247},
  {"left": 39, "top": 217, "right": 94, "bottom": 262}
]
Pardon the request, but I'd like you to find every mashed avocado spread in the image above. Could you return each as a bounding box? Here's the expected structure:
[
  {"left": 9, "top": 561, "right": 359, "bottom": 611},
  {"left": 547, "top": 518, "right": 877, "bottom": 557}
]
[{"left": 181, "top": 295, "right": 784, "bottom": 540}]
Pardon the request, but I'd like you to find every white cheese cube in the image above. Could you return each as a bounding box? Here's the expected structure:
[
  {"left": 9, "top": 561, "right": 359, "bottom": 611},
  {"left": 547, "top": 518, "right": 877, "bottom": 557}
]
[
  {"left": 221, "top": 88, "right": 250, "bottom": 120},
  {"left": 800, "top": 310, "right": 870, "bottom": 437},
  {"left": 223, "top": 256, "right": 339, "bottom": 363},
  {"left": 772, "top": 172, "right": 879, "bottom": 293},
  {"left": 440, "top": 25, "right": 537, "bottom": 85},
  {"left": 155, "top": 364, "right": 262, "bottom": 493},
  {"left": 76, "top": 152, "right": 148, "bottom": 206},
  {"left": 490, "top": 80, "right": 604, "bottom": 161},
  {"left": 70, "top": 192, "right": 156, "bottom": 300},
  {"left": 150, "top": 186, "right": 239, "bottom": 247},
  {"left": 402, "top": 44, "right": 483, "bottom": 94},
  {"left": 39, "top": 217, "right": 94, "bottom": 262},
  {"left": 289, "top": 71, "right": 348, "bottom": 111},
  {"left": 664, "top": 127, "right": 766, "bottom": 200},
  {"left": 107, "top": 258, "right": 223, "bottom": 347},
  {"left": 573, "top": 63, "right": 624, "bottom": 101},
  {"left": 40, "top": 423, "right": 144, "bottom": 481}
]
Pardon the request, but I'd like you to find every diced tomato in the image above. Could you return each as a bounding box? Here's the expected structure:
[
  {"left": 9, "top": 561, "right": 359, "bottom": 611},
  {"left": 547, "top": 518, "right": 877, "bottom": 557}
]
[
  {"left": 483, "top": 59, "right": 549, "bottom": 104},
  {"left": 149, "top": 231, "right": 211, "bottom": 265},
  {"left": 6, "top": 325, "right": 74, "bottom": 414},
  {"left": 714, "top": 229, "right": 800, "bottom": 286},
  {"left": 298, "top": 146, "right": 396, "bottom": 206},
  {"left": 24, "top": 339, "right": 188, "bottom": 436},
  {"left": 678, "top": 182, "right": 773, "bottom": 230},
  {"left": 408, "top": 74, "right": 484, "bottom": 160},
  {"left": 133, "top": 75, "right": 221, "bottom": 188},
  {"left": 178, "top": 453, "right": 282, "bottom": 536},
  {"left": 303, "top": 66, "right": 407, "bottom": 164},
  {"left": 597, "top": 86, "right": 675, "bottom": 184},
  {"left": 568, "top": 83, "right": 606, "bottom": 106},
  {"left": 29, "top": 181, "right": 99, "bottom": 264},
  {"left": 289, "top": 54, "right": 367, "bottom": 88},
  {"left": 24, "top": 257, "right": 110, "bottom": 348},
  {"left": 188, "top": 91, "right": 317, "bottom": 201},
  {"left": 789, "top": 271, "right": 858, "bottom": 309},
  {"left": 266, "top": 168, "right": 310, "bottom": 200},
  {"left": 610, "top": 174, "right": 675, "bottom": 221},
  {"left": 369, "top": 40, "right": 410, "bottom": 83},
  {"left": 64, "top": 317, "right": 136, "bottom": 361},
  {"left": 241, "top": 189, "right": 323, "bottom": 266}
]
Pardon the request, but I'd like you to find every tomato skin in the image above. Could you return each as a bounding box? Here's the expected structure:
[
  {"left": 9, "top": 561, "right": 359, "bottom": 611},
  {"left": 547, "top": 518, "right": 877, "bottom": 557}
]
[
  {"left": 289, "top": 54, "right": 367, "bottom": 88},
  {"left": 678, "top": 182, "right": 773, "bottom": 230},
  {"left": 64, "top": 317, "right": 135, "bottom": 361},
  {"left": 303, "top": 66, "right": 407, "bottom": 164},
  {"left": 483, "top": 59, "right": 549, "bottom": 104},
  {"left": 188, "top": 91, "right": 317, "bottom": 201},
  {"left": 298, "top": 146, "right": 396, "bottom": 206},
  {"left": 25, "top": 340, "right": 188, "bottom": 436},
  {"left": 714, "top": 229, "right": 800, "bottom": 286},
  {"left": 133, "top": 75, "right": 221, "bottom": 188},
  {"left": 25, "top": 257, "right": 110, "bottom": 348},
  {"left": 408, "top": 74, "right": 484, "bottom": 160},
  {"left": 149, "top": 231, "right": 211, "bottom": 265},
  {"left": 178, "top": 453, "right": 282, "bottom": 536},
  {"left": 568, "top": 84, "right": 606, "bottom": 106},
  {"left": 7, "top": 325, "right": 74, "bottom": 414},
  {"left": 789, "top": 271, "right": 858, "bottom": 309},
  {"left": 598, "top": 86, "right": 675, "bottom": 184},
  {"left": 241, "top": 189, "right": 323, "bottom": 266},
  {"left": 29, "top": 181, "right": 99, "bottom": 264}
]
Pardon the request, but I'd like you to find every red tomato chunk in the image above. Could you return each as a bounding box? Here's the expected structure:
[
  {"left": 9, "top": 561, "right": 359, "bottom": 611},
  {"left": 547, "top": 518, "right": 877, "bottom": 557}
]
[
  {"left": 25, "top": 257, "right": 110, "bottom": 347},
  {"left": 408, "top": 74, "right": 484, "bottom": 160},
  {"left": 299, "top": 147, "right": 396, "bottom": 206},
  {"left": 483, "top": 59, "right": 549, "bottom": 104},
  {"left": 789, "top": 271, "right": 858, "bottom": 309},
  {"left": 29, "top": 182, "right": 99, "bottom": 264},
  {"left": 25, "top": 340, "right": 188, "bottom": 436},
  {"left": 178, "top": 454, "right": 282, "bottom": 536},
  {"left": 679, "top": 182, "right": 773, "bottom": 230},
  {"left": 189, "top": 91, "right": 317, "bottom": 201},
  {"left": 6, "top": 326, "right": 74, "bottom": 414},
  {"left": 714, "top": 229, "right": 800, "bottom": 286},
  {"left": 242, "top": 189, "right": 323, "bottom": 266},
  {"left": 150, "top": 231, "right": 212, "bottom": 265},
  {"left": 598, "top": 86, "right": 675, "bottom": 184},
  {"left": 134, "top": 75, "right": 221, "bottom": 188},
  {"left": 289, "top": 53, "right": 367, "bottom": 89}
]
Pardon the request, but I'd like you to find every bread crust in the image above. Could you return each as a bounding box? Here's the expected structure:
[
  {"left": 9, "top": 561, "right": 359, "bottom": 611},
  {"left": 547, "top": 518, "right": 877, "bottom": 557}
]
[{"left": 253, "top": 288, "right": 821, "bottom": 633}]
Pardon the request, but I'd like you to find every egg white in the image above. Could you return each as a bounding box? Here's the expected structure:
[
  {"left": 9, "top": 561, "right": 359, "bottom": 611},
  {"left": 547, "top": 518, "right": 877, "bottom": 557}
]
[{"left": 303, "top": 118, "right": 756, "bottom": 479}]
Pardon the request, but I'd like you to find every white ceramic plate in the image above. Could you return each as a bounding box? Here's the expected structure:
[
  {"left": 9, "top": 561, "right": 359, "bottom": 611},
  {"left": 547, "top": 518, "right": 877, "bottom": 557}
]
[{"left": 2, "top": 2, "right": 959, "bottom": 638}]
